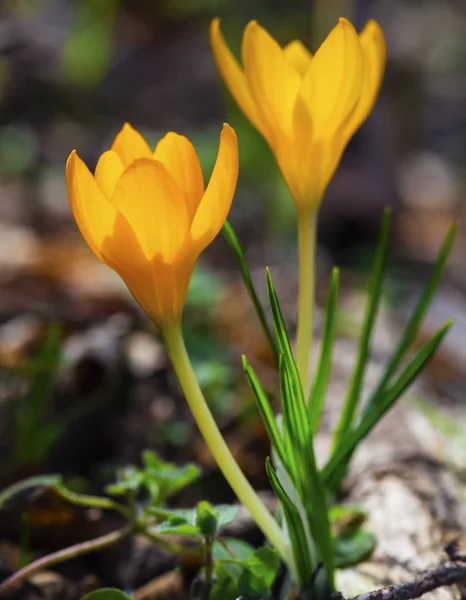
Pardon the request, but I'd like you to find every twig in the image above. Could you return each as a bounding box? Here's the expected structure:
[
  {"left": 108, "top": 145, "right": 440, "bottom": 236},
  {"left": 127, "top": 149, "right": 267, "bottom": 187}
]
[
  {"left": 347, "top": 562, "right": 466, "bottom": 600},
  {"left": 0, "top": 526, "right": 131, "bottom": 596}
]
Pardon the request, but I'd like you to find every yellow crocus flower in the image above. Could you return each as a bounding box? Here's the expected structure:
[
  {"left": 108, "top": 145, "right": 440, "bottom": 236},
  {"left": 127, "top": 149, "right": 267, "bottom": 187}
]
[
  {"left": 66, "top": 122, "right": 293, "bottom": 572},
  {"left": 210, "top": 17, "right": 385, "bottom": 211},
  {"left": 66, "top": 123, "right": 238, "bottom": 328}
]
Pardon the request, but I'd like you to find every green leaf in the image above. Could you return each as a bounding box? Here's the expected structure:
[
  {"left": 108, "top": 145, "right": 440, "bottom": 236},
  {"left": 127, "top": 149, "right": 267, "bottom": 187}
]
[
  {"left": 323, "top": 320, "right": 452, "bottom": 489},
  {"left": 368, "top": 221, "right": 456, "bottom": 404},
  {"left": 210, "top": 562, "right": 241, "bottom": 600},
  {"left": 222, "top": 221, "right": 279, "bottom": 364},
  {"left": 332, "top": 209, "right": 391, "bottom": 451},
  {"left": 309, "top": 267, "right": 339, "bottom": 434},
  {"left": 238, "top": 547, "right": 280, "bottom": 596},
  {"left": 215, "top": 504, "right": 239, "bottom": 527},
  {"left": 196, "top": 501, "right": 219, "bottom": 536},
  {"left": 242, "top": 355, "right": 287, "bottom": 469},
  {"left": 0, "top": 475, "right": 61, "bottom": 509},
  {"left": 266, "top": 268, "right": 303, "bottom": 405},
  {"left": 335, "top": 528, "right": 375, "bottom": 567},
  {"left": 266, "top": 458, "right": 313, "bottom": 587},
  {"left": 139, "top": 451, "right": 200, "bottom": 503},
  {"left": 266, "top": 269, "right": 335, "bottom": 590},
  {"left": 105, "top": 466, "right": 144, "bottom": 496},
  {"left": 158, "top": 521, "right": 200, "bottom": 536},
  {"left": 81, "top": 589, "right": 132, "bottom": 600},
  {"left": 328, "top": 220, "right": 456, "bottom": 491},
  {"left": 150, "top": 507, "right": 196, "bottom": 522},
  {"left": 213, "top": 538, "right": 255, "bottom": 561}
]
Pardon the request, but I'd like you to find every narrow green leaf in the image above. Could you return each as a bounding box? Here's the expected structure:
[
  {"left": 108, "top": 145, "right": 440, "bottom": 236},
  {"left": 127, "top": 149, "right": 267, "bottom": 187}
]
[
  {"left": 368, "top": 221, "right": 456, "bottom": 405},
  {"left": 328, "top": 223, "right": 456, "bottom": 489},
  {"left": 296, "top": 433, "right": 335, "bottom": 591},
  {"left": 242, "top": 355, "right": 287, "bottom": 467},
  {"left": 332, "top": 209, "right": 391, "bottom": 450},
  {"left": 222, "top": 221, "right": 279, "bottom": 363},
  {"left": 265, "top": 458, "right": 313, "bottom": 587},
  {"left": 280, "top": 356, "right": 308, "bottom": 452},
  {"left": 266, "top": 268, "right": 300, "bottom": 382},
  {"left": 266, "top": 268, "right": 307, "bottom": 442},
  {"left": 323, "top": 321, "right": 452, "bottom": 489},
  {"left": 308, "top": 267, "right": 339, "bottom": 433},
  {"left": 267, "top": 268, "right": 335, "bottom": 589}
]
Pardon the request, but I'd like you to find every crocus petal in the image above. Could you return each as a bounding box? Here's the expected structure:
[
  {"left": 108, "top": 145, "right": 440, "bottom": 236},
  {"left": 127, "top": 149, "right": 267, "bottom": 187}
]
[
  {"left": 242, "top": 21, "right": 302, "bottom": 145},
  {"left": 110, "top": 158, "right": 189, "bottom": 262},
  {"left": 101, "top": 212, "right": 160, "bottom": 317},
  {"left": 287, "top": 96, "right": 320, "bottom": 207},
  {"left": 67, "top": 150, "right": 150, "bottom": 282},
  {"left": 111, "top": 123, "right": 152, "bottom": 166},
  {"left": 94, "top": 150, "right": 125, "bottom": 199},
  {"left": 154, "top": 132, "right": 204, "bottom": 222},
  {"left": 191, "top": 124, "right": 238, "bottom": 247},
  {"left": 210, "top": 18, "right": 267, "bottom": 138},
  {"left": 298, "top": 18, "right": 364, "bottom": 139},
  {"left": 343, "top": 20, "right": 386, "bottom": 138},
  {"left": 283, "top": 40, "right": 312, "bottom": 78},
  {"left": 66, "top": 150, "right": 117, "bottom": 260}
]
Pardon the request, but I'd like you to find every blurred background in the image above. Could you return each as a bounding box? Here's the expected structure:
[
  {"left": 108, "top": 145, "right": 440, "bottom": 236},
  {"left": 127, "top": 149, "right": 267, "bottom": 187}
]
[{"left": 0, "top": 0, "right": 466, "bottom": 594}]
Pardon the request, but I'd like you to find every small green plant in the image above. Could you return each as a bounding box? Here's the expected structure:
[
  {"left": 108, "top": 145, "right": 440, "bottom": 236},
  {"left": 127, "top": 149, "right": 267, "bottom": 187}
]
[
  {"left": 0, "top": 451, "right": 205, "bottom": 595},
  {"left": 228, "top": 212, "right": 455, "bottom": 592}
]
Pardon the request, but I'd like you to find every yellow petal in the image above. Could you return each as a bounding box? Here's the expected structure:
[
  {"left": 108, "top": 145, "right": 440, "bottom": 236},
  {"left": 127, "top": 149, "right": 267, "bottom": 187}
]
[
  {"left": 242, "top": 21, "right": 302, "bottom": 143},
  {"left": 94, "top": 150, "right": 125, "bottom": 199},
  {"left": 344, "top": 19, "right": 386, "bottom": 138},
  {"left": 191, "top": 123, "right": 238, "bottom": 247},
  {"left": 110, "top": 123, "right": 152, "bottom": 167},
  {"left": 67, "top": 151, "right": 151, "bottom": 284},
  {"left": 110, "top": 158, "right": 189, "bottom": 262},
  {"left": 66, "top": 150, "right": 117, "bottom": 260},
  {"left": 298, "top": 18, "right": 364, "bottom": 138},
  {"left": 154, "top": 132, "right": 204, "bottom": 221},
  {"left": 100, "top": 212, "right": 162, "bottom": 321},
  {"left": 283, "top": 40, "right": 312, "bottom": 78},
  {"left": 210, "top": 18, "right": 267, "bottom": 138},
  {"left": 286, "top": 96, "right": 318, "bottom": 207}
]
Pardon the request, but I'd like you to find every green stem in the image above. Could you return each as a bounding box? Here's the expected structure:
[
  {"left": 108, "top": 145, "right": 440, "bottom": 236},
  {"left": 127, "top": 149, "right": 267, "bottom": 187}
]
[
  {"left": 143, "top": 529, "right": 201, "bottom": 557},
  {"left": 202, "top": 536, "right": 214, "bottom": 600},
  {"left": 162, "top": 324, "right": 295, "bottom": 576},
  {"left": 296, "top": 209, "right": 318, "bottom": 397}
]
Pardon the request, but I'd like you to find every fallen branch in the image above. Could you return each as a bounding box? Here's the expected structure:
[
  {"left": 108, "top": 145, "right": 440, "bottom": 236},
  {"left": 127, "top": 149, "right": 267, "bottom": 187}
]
[{"left": 350, "top": 562, "right": 466, "bottom": 600}]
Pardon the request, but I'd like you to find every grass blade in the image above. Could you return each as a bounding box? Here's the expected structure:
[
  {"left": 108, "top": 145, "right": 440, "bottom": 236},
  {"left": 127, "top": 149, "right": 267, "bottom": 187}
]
[
  {"left": 331, "top": 209, "right": 391, "bottom": 450},
  {"left": 266, "top": 267, "right": 305, "bottom": 409},
  {"left": 322, "top": 320, "right": 452, "bottom": 490},
  {"left": 242, "top": 355, "right": 287, "bottom": 468},
  {"left": 222, "top": 221, "right": 279, "bottom": 364},
  {"left": 266, "top": 458, "right": 313, "bottom": 587},
  {"left": 308, "top": 267, "right": 339, "bottom": 434},
  {"left": 365, "top": 222, "right": 456, "bottom": 407}
]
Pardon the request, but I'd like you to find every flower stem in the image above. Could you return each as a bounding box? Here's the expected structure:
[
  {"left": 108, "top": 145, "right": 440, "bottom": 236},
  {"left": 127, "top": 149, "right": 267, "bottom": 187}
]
[
  {"left": 0, "top": 526, "right": 131, "bottom": 596},
  {"left": 162, "top": 324, "right": 295, "bottom": 575},
  {"left": 296, "top": 209, "right": 318, "bottom": 398}
]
